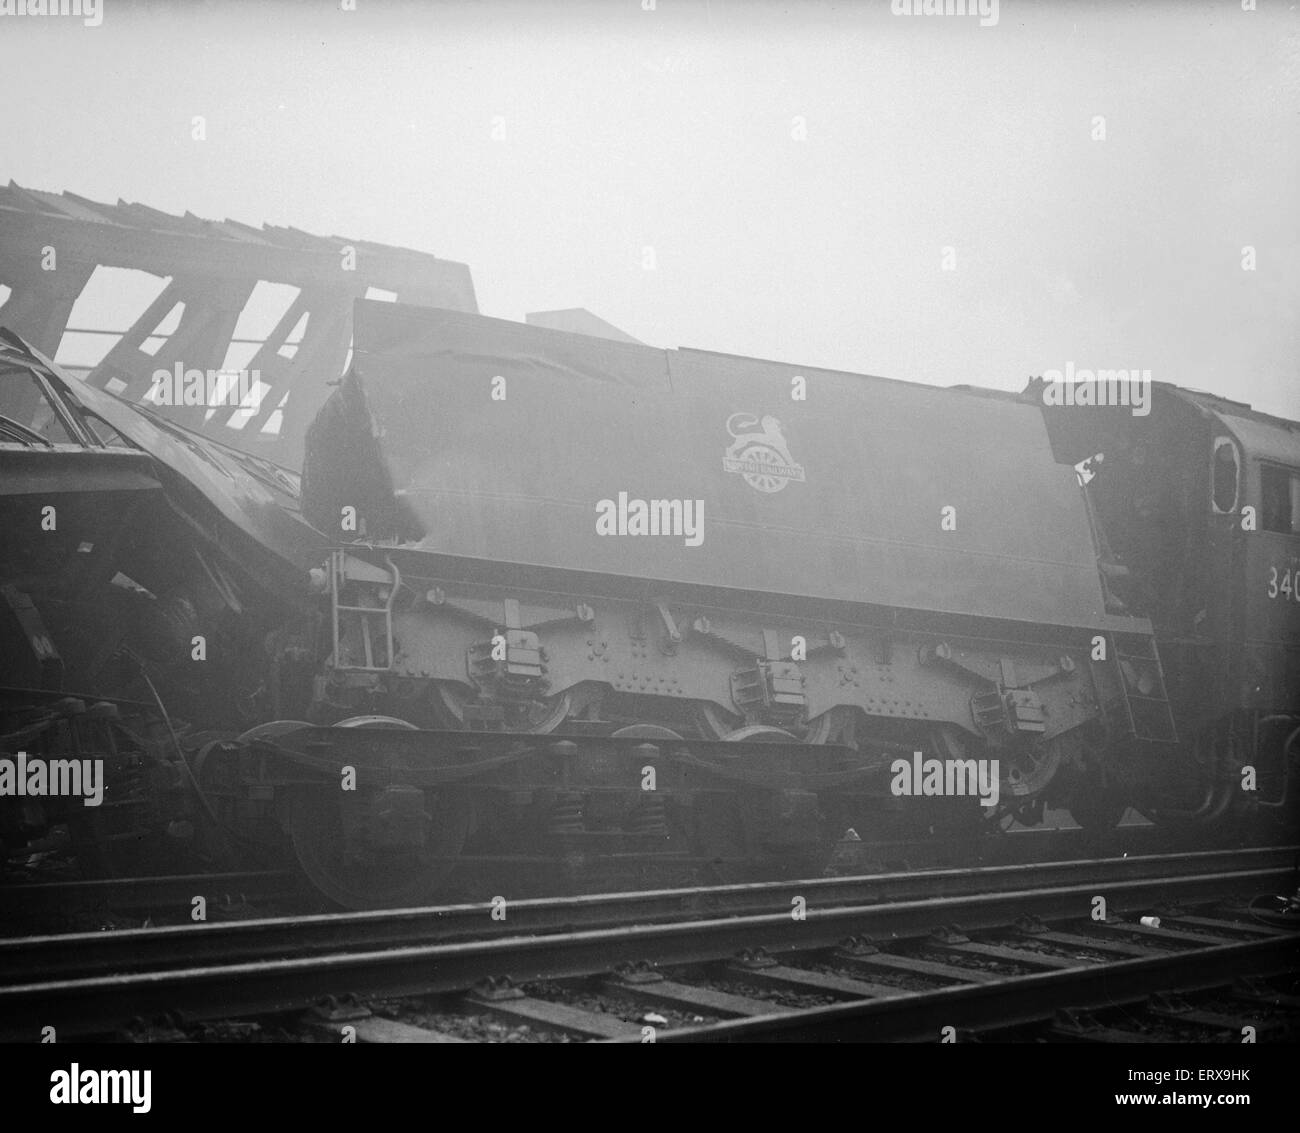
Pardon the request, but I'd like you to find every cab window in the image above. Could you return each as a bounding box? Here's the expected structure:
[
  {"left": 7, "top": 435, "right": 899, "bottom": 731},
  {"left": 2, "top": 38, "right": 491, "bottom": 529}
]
[{"left": 1260, "top": 465, "right": 1300, "bottom": 533}]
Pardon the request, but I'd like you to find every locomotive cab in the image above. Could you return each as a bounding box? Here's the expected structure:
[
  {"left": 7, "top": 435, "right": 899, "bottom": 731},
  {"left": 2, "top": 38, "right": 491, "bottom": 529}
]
[{"left": 1035, "top": 380, "right": 1300, "bottom": 824}]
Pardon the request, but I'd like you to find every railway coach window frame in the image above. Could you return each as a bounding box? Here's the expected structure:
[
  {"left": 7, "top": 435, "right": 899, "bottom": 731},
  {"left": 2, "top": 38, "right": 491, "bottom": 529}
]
[{"left": 0, "top": 365, "right": 80, "bottom": 446}]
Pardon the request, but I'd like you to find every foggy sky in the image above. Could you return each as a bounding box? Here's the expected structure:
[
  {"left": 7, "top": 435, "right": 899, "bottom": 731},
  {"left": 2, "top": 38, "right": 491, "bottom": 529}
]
[{"left": 1, "top": 0, "right": 1296, "bottom": 418}]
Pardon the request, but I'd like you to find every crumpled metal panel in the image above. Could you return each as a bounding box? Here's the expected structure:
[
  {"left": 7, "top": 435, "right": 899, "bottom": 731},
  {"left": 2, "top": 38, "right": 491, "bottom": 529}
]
[{"left": 1, "top": 330, "right": 327, "bottom": 582}]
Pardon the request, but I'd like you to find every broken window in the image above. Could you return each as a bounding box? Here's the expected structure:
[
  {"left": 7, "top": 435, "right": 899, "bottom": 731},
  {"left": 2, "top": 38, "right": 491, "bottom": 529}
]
[
  {"left": 0, "top": 366, "right": 76, "bottom": 444},
  {"left": 82, "top": 411, "right": 136, "bottom": 449}
]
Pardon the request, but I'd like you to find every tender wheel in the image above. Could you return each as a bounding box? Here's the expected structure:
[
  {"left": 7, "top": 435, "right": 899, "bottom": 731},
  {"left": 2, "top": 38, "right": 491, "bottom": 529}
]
[
  {"left": 235, "top": 719, "right": 313, "bottom": 743},
  {"left": 720, "top": 725, "right": 800, "bottom": 743},
  {"left": 1001, "top": 738, "right": 1063, "bottom": 802},
  {"left": 1066, "top": 785, "right": 1128, "bottom": 832},
  {"left": 610, "top": 724, "right": 685, "bottom": 741},
  {"left": 693, "top": 702, "right": 741, "bottom": 740},
  {"left": 285, "top": 785, "right": 469, "bottom": 909},
  {"left": 1061, "top": 734, "right": 1130, "bottom": 832},
  {"left": 693, "top": 725, "right": 809, "bottom": 882},
  {"left": 283, "top": 715, "right": 470, "bottom": 909},
  {"left": 333, "top": 715, "right": 420, "bottom": 730},
  {"left": 803, "top": 707, "right": 853, "bottom": 746},
  {"left": 429, "top": 684, "right": 571, "bottom": 734}
]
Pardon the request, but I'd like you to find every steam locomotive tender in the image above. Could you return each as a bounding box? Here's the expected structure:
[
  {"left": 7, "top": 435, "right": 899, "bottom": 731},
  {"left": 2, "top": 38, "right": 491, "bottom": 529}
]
[{"left": 2, "top": 302, "right": 1296, "bottom": 909}]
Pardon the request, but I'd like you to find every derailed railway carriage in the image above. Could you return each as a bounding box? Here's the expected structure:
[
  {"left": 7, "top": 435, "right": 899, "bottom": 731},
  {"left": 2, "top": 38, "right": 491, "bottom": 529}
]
[
  {"left": 0, "top": 329, "right": 325, "bottom": 875},
  {"left": 2, "top": 295, "right": 1296, "bottom": 908}
]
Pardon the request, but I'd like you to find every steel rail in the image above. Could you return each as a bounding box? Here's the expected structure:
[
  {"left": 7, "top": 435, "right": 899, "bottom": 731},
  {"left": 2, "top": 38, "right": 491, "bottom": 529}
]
[
  {"left": 0, "top": 846, "right": 1291, "bottom": 987},
  {"left": 0, "top": 845, "right": 1292, "bottom": 985},
  {"left": 0, "top": 859, "right": 1291, "bottom": 1040}
]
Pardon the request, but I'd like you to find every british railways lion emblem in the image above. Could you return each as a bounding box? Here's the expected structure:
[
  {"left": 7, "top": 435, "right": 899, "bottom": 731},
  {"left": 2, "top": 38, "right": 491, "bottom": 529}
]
[{"left": 722, "top": 412, "right": 806, "bottom": 493}]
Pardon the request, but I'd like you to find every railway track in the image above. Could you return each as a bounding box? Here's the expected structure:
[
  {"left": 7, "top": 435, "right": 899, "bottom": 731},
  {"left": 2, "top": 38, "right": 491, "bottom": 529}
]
[
  {"left": 0, "top": 846, "right": 1291, "bottom": 982},
  {"left": 0, "top": 817, "right": 1265, "bottom": 935},
  {"left": 0, "top": 847, "right": 1294, "bottom": 1042}
]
